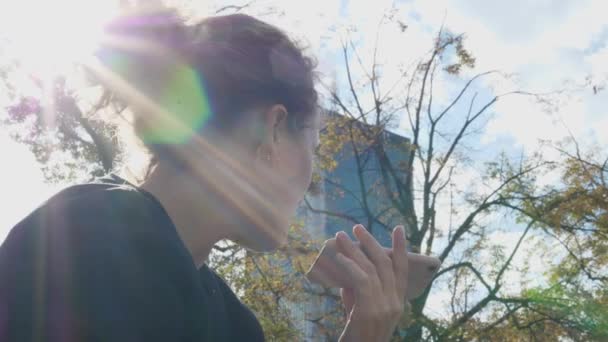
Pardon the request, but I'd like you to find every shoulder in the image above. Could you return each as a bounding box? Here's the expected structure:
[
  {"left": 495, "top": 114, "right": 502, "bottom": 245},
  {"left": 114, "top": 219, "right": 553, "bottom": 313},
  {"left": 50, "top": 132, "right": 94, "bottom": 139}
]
[
  {"left": 0, "top": 176, "right": 189, "bottom": 291},
  {"left": 34, "top": 179, "right": 159, "bottom": 227},
  {"left": 4, "top": 179, "right": 166, "bottom": 252},
  {"left": 0, "top": 179, "right": 195, "bottom": 341},
  {"left": 0, "top": 177, "right": 180, "bottom": 280},
  {"left": 0, "top": 176, "right": 192, "bottom": 282}
]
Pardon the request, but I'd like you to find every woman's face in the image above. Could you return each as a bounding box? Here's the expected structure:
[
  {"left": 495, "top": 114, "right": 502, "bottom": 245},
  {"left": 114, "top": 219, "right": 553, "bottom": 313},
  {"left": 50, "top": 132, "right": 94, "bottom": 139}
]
[
  {"left": 274, "top": 112, "right": 321, "bottom": 217},
  {"left": 236, "top": 108, "right": 321, "bottom": 251}
]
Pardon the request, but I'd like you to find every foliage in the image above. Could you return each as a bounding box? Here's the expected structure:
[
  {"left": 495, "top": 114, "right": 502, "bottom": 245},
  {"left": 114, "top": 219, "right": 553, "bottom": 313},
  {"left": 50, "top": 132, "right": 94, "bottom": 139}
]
[
  {"left": 209, "top": 222, "right": 343, "bottom": 340},
  {"left": 1, "top": 73, "right": 121, "bottom": 182}
]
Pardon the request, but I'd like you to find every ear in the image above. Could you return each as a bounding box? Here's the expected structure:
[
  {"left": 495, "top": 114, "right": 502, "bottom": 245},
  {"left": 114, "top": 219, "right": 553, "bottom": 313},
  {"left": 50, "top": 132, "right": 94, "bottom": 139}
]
[{"left": 255, "top": 104, "right": 288, "bottom": 165}]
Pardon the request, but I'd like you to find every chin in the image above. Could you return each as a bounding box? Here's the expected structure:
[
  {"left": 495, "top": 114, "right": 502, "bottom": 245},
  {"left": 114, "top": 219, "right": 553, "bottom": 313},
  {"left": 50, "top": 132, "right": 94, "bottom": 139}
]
[
  {"left": 255, "top": 203, "right": 297, "bottom": 252},
  {"left": 241, "top": 220, "right": 290, "bottom": 253},
  {"left": 256, "top": 227, "right": 289, "bottom": 252},
  {"left": 274, "top": 229, "right": 290, "bottom": 248},
  {"left": 236, "top": 198, "right": 297, "bottom": 252}
]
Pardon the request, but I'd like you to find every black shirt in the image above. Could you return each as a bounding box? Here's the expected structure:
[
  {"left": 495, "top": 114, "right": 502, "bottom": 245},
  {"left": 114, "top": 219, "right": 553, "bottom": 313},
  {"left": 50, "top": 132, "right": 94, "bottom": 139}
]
[{"left": 0, "top": 175, "right": 265, "bottom": 341}]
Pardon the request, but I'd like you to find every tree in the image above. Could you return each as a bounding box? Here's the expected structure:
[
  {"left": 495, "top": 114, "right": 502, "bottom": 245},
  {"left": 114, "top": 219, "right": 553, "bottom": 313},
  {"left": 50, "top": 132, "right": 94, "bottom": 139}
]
[
  {"left": 1, "top": 74, "right": 121, "bottom": 182},
  {"left": 525, "top": 140, "right": 607, "bottom": 284},
  {"left": 308, "top": 10, "right": 606, "bottom": 341},
  {"left": 485, "top": 139, "right": 608, "bottom": 341},
  {"left": 209, "top": 222, "right": 330, "bottom": 340}
]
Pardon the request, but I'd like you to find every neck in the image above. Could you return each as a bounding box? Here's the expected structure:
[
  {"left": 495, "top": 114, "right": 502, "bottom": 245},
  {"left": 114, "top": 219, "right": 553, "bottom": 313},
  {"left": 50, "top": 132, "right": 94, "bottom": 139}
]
[{"left": 139, "top": 162, "right": 231, "bottom": 268}]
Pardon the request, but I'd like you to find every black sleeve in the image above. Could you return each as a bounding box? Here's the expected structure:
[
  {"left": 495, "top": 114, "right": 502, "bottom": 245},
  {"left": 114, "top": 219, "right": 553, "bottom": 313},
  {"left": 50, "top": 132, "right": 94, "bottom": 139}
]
[
  {"left": 201, "top": 267, "right": 265, "bottom": 342},
  {"left": 217, "top": 278, "right": 265, "bottom": 342},
  {"left": 0, "top": 187, "right": 189, "bottom": 342}
]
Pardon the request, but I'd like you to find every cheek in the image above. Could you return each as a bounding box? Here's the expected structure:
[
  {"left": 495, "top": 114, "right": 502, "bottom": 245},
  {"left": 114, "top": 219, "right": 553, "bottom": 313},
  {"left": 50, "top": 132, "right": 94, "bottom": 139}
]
[
  {"left": 302, "top": 151, "right": 314, "bottom": 185},
  {"left": 294, "top": 147, "right": 313, "bottom": 190},
  {"left": 280, "top": 143, "right": 313, "bottom": 194}
]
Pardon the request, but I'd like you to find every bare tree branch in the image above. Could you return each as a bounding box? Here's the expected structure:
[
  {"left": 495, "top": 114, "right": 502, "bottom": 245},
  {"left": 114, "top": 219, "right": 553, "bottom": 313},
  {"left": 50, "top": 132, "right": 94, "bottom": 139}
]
[
  {"left": 214, "top": 1, "right": 255, "bottom": 14},
  {"left": 341, "top": 42, "right": 366, "bottom": 119},
  {"left": 303, "top": 197, "right": 360, "bottom": 225}
]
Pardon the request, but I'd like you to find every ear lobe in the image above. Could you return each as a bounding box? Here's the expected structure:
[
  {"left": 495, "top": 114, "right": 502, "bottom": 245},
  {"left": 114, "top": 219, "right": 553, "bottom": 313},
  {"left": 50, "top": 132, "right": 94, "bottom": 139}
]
[{"left": 254, "top": 143, "right": 270, "bottom": 169}]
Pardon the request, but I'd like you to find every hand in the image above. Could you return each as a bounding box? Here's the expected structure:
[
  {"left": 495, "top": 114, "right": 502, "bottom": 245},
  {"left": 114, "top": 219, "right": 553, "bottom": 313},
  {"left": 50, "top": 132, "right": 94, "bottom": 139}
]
[{"left": 335, "top": 224, "right": 408, "bottom": 342}]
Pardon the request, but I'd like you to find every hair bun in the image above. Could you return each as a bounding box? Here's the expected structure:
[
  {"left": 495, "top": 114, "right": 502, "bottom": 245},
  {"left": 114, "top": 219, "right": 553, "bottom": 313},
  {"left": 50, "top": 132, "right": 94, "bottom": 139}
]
[
  {"left": 103, "top": 6, "right": 185, "bottom": 47},
  {"left": 93, "top": 5, "right": 189, "bottom": 95}
]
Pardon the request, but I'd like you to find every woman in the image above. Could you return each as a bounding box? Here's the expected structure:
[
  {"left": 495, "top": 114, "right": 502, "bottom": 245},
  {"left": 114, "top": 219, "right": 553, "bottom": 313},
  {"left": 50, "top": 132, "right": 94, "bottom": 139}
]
[{"left": 0, "top": 6, "right": 409, "bottom": 342}]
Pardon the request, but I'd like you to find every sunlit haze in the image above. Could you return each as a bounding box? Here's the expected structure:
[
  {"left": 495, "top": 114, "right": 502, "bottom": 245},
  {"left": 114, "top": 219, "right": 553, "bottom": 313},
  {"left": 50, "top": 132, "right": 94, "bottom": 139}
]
[{"left": 0, "top": 0, "right": 119, "bottom": 82}]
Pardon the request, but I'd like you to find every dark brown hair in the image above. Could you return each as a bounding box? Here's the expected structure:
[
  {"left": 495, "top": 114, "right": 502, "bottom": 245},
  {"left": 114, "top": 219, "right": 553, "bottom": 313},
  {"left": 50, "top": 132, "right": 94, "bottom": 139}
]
[{"left": 97, "top": 8, "right": 317, "bottom": 169}]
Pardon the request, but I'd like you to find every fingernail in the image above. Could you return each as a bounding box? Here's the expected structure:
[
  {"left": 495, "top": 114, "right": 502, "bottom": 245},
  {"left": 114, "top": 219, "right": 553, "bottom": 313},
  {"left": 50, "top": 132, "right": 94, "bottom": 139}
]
[{"left": 354, "top": 224, "right": 365, "bottom": 232}]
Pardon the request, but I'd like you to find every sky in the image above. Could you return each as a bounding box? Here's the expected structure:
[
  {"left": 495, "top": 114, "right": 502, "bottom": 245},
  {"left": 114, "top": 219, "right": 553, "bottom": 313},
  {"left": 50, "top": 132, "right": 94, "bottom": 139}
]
[{"left": 0, "top": 0, "right": 606, "bottom": 320}]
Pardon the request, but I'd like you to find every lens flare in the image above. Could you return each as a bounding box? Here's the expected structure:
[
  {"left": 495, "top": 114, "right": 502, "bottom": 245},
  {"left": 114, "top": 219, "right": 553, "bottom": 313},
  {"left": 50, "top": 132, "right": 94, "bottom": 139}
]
[
  {"left": 101, "top": 49, "right": 212, "bottom": 144},
  {"left": 145, "top": 64, "right": 211, "bottom": 145}
]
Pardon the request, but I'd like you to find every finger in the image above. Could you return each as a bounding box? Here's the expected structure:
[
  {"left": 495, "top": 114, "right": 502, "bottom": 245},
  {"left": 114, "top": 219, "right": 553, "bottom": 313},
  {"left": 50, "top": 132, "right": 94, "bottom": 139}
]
[
  {"left": 392, "top": 225, "right": 408, "bottom": 299},
  {"left": 335, "top": 252, "right": 372, "bottom": 300},
  {"left": 335, "top": 231, "right": 376, "bottom": 276},
  {"left": 353, "top": 224, "right": 395, "bottom": 292},
  {"left": 340, "top": 287, "right": 355, "bottom": 316}
]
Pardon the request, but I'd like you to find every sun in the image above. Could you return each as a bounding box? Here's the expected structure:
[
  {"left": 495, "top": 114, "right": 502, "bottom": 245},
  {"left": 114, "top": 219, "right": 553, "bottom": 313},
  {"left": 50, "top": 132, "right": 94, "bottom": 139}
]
[{"left": 0, "top": 0, "right": 120, "bottom": 82}]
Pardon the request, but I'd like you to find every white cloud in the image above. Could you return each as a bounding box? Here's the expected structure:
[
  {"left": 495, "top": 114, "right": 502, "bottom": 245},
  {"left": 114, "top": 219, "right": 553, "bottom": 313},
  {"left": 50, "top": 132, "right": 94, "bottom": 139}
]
[
  {"left": 401, "top": 0, "right": 608, "bottom": 152},
  {"left": 482, "top": 86, "right": 607, "bottom": 154},
  {"left": 591, "top": 108, "right": 608, "bottom": 147},
  {"left": 536, "top": 0, "right": 608, "bottom": 52},
  {"left": 586, "top": 45, "right": 608, "bottom": 92},
  {"left": 587, "top": 45, "right": 608, "bottom": 74},
  {"left": 483, "top": 230, "right": 553, "bottom": 294}
]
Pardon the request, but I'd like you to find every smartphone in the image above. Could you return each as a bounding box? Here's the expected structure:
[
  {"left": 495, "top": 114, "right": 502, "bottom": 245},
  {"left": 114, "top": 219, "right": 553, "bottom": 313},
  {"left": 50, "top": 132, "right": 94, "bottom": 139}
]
[{"left": 306, "top": 238, "right": 441, "bottom": 300}]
